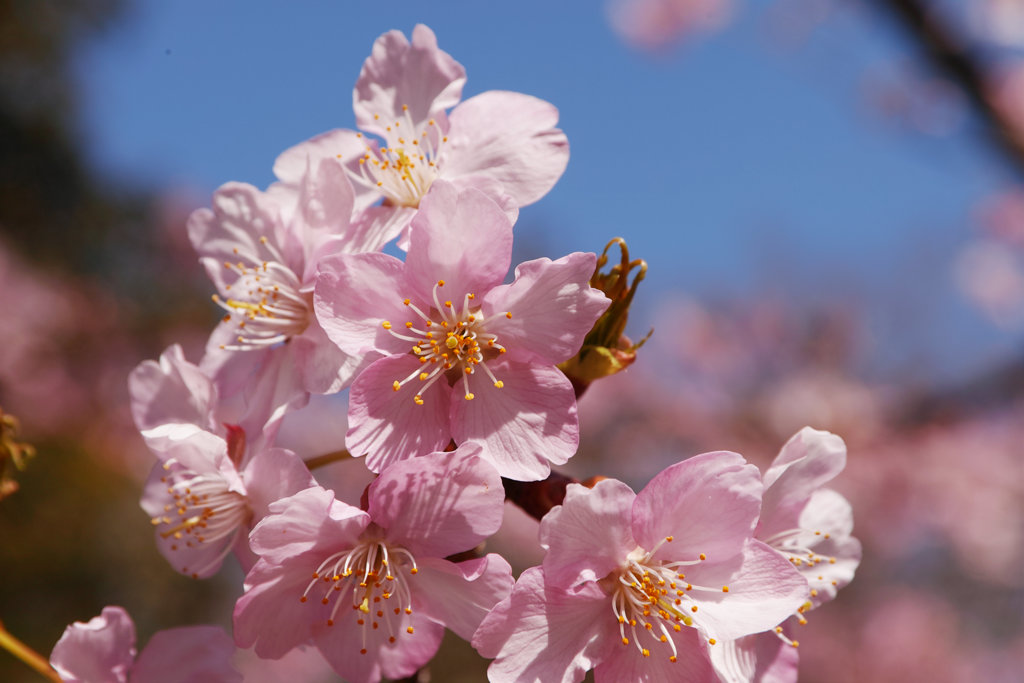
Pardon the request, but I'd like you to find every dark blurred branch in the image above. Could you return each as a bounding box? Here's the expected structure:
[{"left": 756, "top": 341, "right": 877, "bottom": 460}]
[
  {"left": 876, "top": 0, "right": 1024, "bottom": 177},
  {"left": 897, "top": 352, "right": 1024, "bottom": 426}
]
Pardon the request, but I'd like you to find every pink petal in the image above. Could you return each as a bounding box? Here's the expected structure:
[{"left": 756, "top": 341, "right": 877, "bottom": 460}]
[
  {"left": 593, "top": 625, "right": 712, "bottom": 683},
  {"left": 188, "top": 182, "right": 283, "bottom": 294},
  {"left": 684, "top": 540, "right": 809, "bottom": 641},
  {"left": 129, "top": 345, "right": 215, "bottom": 436},
  {"left": 632, "top": 451, "right": 762, "bottom": 563},
  {"left": 346, "top": 354, "right": 453, "bottom": 472},
  {"left": 352, "top": 204, "right": 417, "bottom": 252},
  {"left": 411, "top": 554, "right": 514, "bottom": 641},
  {"left": 404, "top": 181, "right": 513, "bottom": 304},
  {"left": 130, "top": 626, "right": 240, "bottom": 683},
  {"left": 240, "top": 446, "right": 316, "bottom": 522},
  {"left": 353, "top": 24, "right": 465, "bottom": 138},
  {"left": 482, "top": 253, "right": 609, "bottom": 363},
  {"left": 198, "top": 327, "right": 309, "bottom": 446},
  {"left": 50, "top": 606, "right": 136, "bottom": 683},
  {"left": 540, "top": 479, "right": 638, "bottom": 589},
  {"left": 286, "top": 159, "right": 357, "bottom": 284},
  {"left": 232, "top": 558, "right": 320, "bottom": 659},
  {"left": 291, "top": 321, "right": 360, "bottom": 395},
  {"left": 368, "top": 446, "right": 504, "bottom": 557},
  {"left": 248, "top": 487, "right": 369, "bottom": 563},
  {"left": 760, "top": 428, "right": 847, "bottom": 539},
  {"left": 473, "top": 567, "right": 611, "bottom": 683},
  {"left": 451, "top": 356, "right": 579, "bottom": 481},
  {"left": 314, "top": 252, "right": 410, "bottom": 357},
  {"left": 442, "top": 90, "right": 569, "bottom": 206},
  {"left": 710, "top": 632, "right": 800, "bottom": 683},
  {"left": 273, "top": 129, "right": 374, "bottom": 210}
]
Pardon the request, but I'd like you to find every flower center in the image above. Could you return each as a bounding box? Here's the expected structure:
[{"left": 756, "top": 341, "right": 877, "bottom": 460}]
[
  {"left": 151, "top": 459, "right": 250, "bottom": 578},
  {"left": 212, "top": 236, "right": 311, "bottom": 350},
  {"left": 352, "top": 105, "right": 445, "bottom": 208},
  {"left": 608, "top": 538, "right": 724, "bottom": 662},
  {"left": 300, "top": 539, "right": 419, "bottom": 654},
  {"left": 382, "top": 279, "right": 509, "bottom": 403}
]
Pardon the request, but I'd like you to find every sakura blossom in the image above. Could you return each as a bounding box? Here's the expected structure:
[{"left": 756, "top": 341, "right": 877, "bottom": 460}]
[
  {"left": 272, "top": 24, "right": 569, "bottom": 248},
  {"left": 140, "top": 427, "right": 314, "bottom": 579},
  {"left": 233, "top": 447, "right": 513, "bottom": 683},
  {"left": 757, "top": 428, "right": 861, "bottom": 614},
  {"left": 188, "top": 157, "right": 384, "bottom": 431},
  {"left": 473, "top": 451, "right": 809, "bottom": 681},
  {"left": 707, "top": 428, "right": 860, "bottom": 681},
  {"left": 315, "top": 181, "right": 609, "bottom": 479},
  {"left": 49, "top": 606, "right": 239, "bottom": 683}
]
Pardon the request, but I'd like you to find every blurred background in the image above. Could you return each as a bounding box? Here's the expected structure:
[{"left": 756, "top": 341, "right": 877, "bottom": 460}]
[{"left": 1, "top": 0, "right": 1022, "bottom": 681}]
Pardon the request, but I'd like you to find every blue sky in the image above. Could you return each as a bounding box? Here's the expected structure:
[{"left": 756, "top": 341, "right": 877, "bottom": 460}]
[{"left": 71, "top": 0, "right": 1016, "bottom": 383}]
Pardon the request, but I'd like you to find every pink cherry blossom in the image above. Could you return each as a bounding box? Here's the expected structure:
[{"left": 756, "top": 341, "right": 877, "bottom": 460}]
[
  {"left": 141, "top": 428, "right": 314, "bottom": 578},
  {"left": 188, "top": 158, "right": 384, "bottom": 431},
  {"left": 233, "top": 446, "right": 513, "bottom": 683},
  {"left": 473, "top": 451, "right": 808, "bottom": 682},
  {"left": 273, "top": 24, "right": 569, "bottom": 248},
  {"left": 757, "top": 427, "right": 861, "bottom": 614},
  {"left": 315, "top": 181, "right": 609, "bottom": 479},
  {"left": 49, "top": 606, "right": 239, "bottom": 682}
]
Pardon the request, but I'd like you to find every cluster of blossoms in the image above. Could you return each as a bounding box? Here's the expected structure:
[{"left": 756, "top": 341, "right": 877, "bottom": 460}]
[{"left": 49, "top": 25, "right": 859, "bottom": 683}]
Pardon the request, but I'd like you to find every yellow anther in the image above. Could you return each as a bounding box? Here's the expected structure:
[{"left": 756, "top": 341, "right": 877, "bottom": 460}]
[
  {"left": 392, "top": 381, "right": 401, "bottom": 392},
  {"left": 419, "top": 373, "right": 429, "bottom": 381},
  {"left": 699, "top": 553, "right": 707, "bottom": 561},
  {"left": 494, "top": 380, "right": 504, "bottom": 388},
  {"left": 708, "top": 638, "right": 717, "bottom": 645},
  {"left": 382, "top": 321, "right": 392, "bottom": 329},
  {"left": 405, "top": 321, "right": 413, "bottom": 328},
  {"left": 465, "top": 393, "right": 475, "bottom": 401},
  {"left": 666, "top": 536, "right": 674, "bottom": 542},
  {"left": 722, "top": 586, "right": 730, "bottom": 593},
  {"left": 505, "top": 311, "right": 512, "bottom": 319},
  {"left": 437, "top": 279, "right": 445, "bottom": 287},
  {"left": 621, "top": 637, "right": 629, "bottom": 645},
  {"left": 403, "top": 298, "right": 411, "bottom": 305},
  {"left": 445, "top": 336, "right": 459, "bottom": 349},
  {"left": 407, "top": 626, "right": 414, "bottom": 634},
  {"left": 413, "top": 395, "right": 424, "bottom": 405}
]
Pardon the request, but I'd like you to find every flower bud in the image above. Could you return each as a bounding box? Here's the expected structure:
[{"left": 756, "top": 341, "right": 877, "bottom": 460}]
[{"left": 559, "top": 238, "right": 652, "bottom": 393}]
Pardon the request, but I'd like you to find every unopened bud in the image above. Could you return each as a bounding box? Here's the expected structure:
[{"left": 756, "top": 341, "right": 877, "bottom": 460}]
[
  {"left": 0, "top": 407, "right": 36, "bottom": 502},
  {"left": 560, "top": 238, "right": 651, "bottom": 395}
]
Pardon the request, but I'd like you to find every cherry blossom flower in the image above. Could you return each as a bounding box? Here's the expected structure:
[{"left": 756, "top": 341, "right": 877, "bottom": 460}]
[
  {"left": 473, "top": 451, "right": 808, "bottom": 682},
  {"left": 710, "top": 428, "right": 861, "bottom": 682},
  {"left": 141, "top": 428, "right": 314, "bottom": 578},
  {"left": 49, "top": 606, "right": 239, "bottom": 682},
  {"left": 273, "top": 24, "right": 569, "bottom": 248},
  {"left": 233, "top": 447, "right": 513, "bottom": 683},
  {"left": 315, "top": 181, "right": 609, "bottom": 479},
  {"left": 188, "top": 158, "right": 383, "bottom": 431},
  {"left": 757, "top": 427, "right": 861, "bottom": 616}
]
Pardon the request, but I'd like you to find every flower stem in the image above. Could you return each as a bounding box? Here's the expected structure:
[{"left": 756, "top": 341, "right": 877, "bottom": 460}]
[
  {"left": 304, "top": 448, "right": 352, "bottom": 470},
  {"left": 0, "top": 619, "right": 61, "bottom": 682}
]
